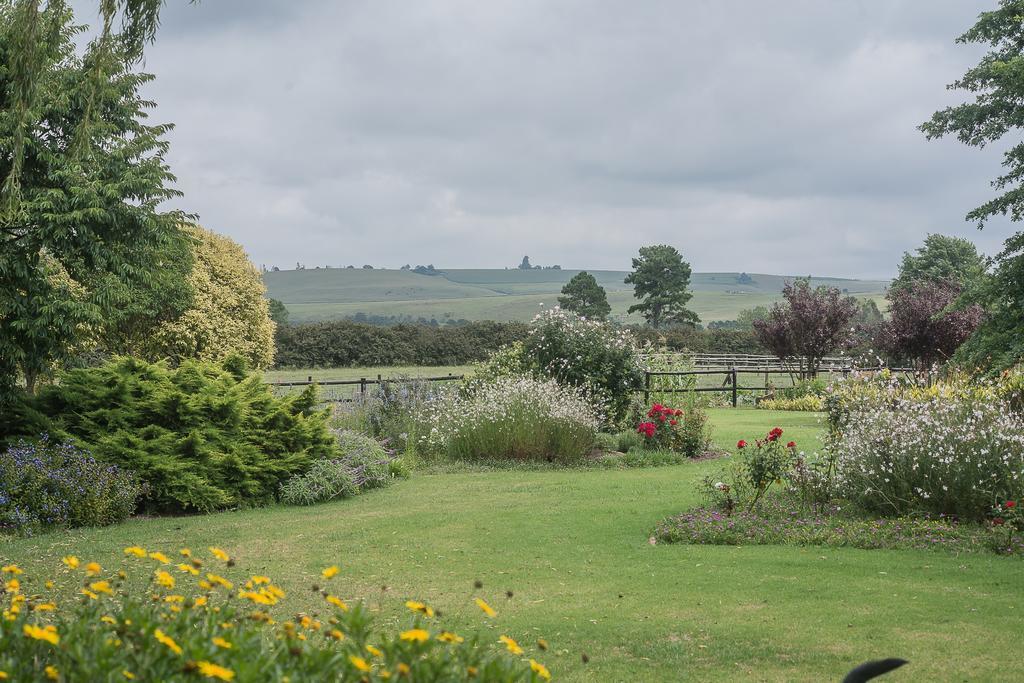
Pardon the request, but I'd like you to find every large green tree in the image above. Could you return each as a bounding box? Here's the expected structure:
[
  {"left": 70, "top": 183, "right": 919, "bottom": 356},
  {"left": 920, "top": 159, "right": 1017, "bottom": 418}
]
[
  {"left": 558, "top": 271, "right": 611, "bottom": 319},
  {"left": 890, "top": 234, "right": 987, "bottom": 293},
  {"left": 0, "top": 3, "right": 185, "bottom": 398},
  {"left": 624, "top": 245, "right": 699, "bottom": 328},
  {"left": 921, "top": 1, "right": 1024, "bottom": 370}
]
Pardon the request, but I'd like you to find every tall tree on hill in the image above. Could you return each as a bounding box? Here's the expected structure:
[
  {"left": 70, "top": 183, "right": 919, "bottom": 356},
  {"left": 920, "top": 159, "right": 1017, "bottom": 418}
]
[
  {"left": 0, "top": 4, "right": 185, "bottom": 399},
  {"left": 921, "top": 1, "right": 1024, "bottom": 370},
  {"left": 558, "top": 271, "right": 611, "bottom": 319},
  {"left": 753, "top": 280, "right": 858, "bottom": 378},
  {"left": 624, "top": 245, "right": 699, "bottom": 328},
  {"left": 518, "top": 255, "right": 532, "bottom": 270}
]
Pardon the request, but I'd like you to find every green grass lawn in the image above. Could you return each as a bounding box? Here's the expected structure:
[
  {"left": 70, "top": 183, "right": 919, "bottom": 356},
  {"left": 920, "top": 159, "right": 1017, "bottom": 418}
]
[{"left": 2, "top": 409, "right": 1020, "bottom": 681}]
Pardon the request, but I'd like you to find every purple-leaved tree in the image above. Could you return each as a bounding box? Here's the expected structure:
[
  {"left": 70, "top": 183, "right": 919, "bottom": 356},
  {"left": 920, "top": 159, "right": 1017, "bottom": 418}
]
[
  {"left": 754, "top": 280, "right": 859, "bottom": 378},
  {"left": 878, "top": 280, "right": 985, "bottom": 372}
]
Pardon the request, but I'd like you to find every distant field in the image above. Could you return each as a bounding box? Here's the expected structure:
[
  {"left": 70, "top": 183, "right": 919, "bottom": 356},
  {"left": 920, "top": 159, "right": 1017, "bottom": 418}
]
[
  {"left": 264, "top": 268, "right": 889, "bottom": 324},
  {"left": 264, "top": 365, "right": 473, "bottom": 383}
]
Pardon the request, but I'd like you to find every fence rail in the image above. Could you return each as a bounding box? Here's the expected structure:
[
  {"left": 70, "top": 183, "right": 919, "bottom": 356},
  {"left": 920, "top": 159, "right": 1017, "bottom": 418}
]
[
  {"left": 641, "top": 353, "right": 857, "bottom": 372},
  {"left": 637, "top": 366, "right": 915, "bottom": 407},
  {"left": 267, "top": 373, "right": 464, "bottom": 403}
]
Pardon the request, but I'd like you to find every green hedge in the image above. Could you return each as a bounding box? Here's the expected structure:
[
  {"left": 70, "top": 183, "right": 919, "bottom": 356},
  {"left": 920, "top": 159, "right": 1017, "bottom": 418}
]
[
  {"left": 274, "top": 320, "right": 528, "bottom": 368},
  {"left": 18, "top": 356, "right": 337, "bottom": 513}
]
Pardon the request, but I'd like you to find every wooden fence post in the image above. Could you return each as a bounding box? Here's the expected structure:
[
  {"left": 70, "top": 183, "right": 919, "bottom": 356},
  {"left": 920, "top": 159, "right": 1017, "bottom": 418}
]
[
  {"left": 731, "top": 367, "right": 738, "bottom": 408},
  {"left": 359, "top": 377, "right": 366, "bottom": 400}
]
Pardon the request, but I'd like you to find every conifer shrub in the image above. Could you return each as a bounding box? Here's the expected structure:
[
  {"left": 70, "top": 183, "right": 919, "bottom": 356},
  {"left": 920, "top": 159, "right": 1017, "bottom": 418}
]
[{"left": 24, "top": 356, "right": 337, "bottom": 513}]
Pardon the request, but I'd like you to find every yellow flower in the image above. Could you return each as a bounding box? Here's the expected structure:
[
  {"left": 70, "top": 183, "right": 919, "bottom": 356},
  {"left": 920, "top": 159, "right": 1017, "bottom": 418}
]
[
  {"left": 80, "top": 589, "right": 99, "bottom": 600},
  {"left": 499, "top": 635, "right": 524, "bottom": 655},
  {"left": 329, "top": 629, "right": 345, "bottom": 641},
  {"left": 180, "top": 548, "right": 192, "bottom": 557},
  {"left": 123, "top": 546, "right": 147, "bottom": 558},
  {"left": 475, "top": 597, "right": 496, "bottom": 618},
  {"left": 238, "top": 590, "right": 275, "bottom": 606},
  {"left": 208, "top": 547, "right": 230, "bottom": 562},
  {"left": 366, "top": 644, "right": 383, "bottom": 657},
  {"left": 321, "top": 565, "right": 340, "bottom": 579},
  {"left": 148, "top": 552, "right": 171, "bottom": 564},
  {"left": 153, "top": 628, "right": 182, "bottom": 655},
  {"left": 62, "top": 556, "right": 79, "bottom": 569},
  {"left": 325, "top": 595, "right": 349, "bottom": 611},
  {"left": 438, "top": 631, "right": 464, "bottom": 644},
  {"left": 45, "top": 580, "right": 54, "bottom": 589},
  {"left": 397, "top": 663, "right": 411, "bottom": 675},
  {"left": 34, "top": 602, "right": 57, "bottom": 611},
  {"left": 405, "top": 600, "right": 434, "bottom": 617},
  {"left": 250, "top": 575, "right": 271, "bottom": 585},
  {"left": 1, "top": 565, "right": 22, "bottom": 575},
  {"left": 4, "top": 579, "right": 19, "bottom": 593},
  {"left": 196, "top": 661, "right": 235, "bottom": 681},
  {"left": 44, "top": 665, "right": 58, "bottom": 681},
  {"left": 122, "top": 671, "right": 135, "bottom": 680},
  {"left": 400, "top": 628, "right": 430, "bottom": 643},
  {"left": 155, "top": 571, "right": 176, "bottom": 589},
  {"left": 24, "top": 624, "right": 60, "bottom": 645},
  {"left": 164, "top": 595, "right": 185, "bottom": 603},
  {"left": 89, "top": 580, "right": 113, "bottom": 595},
  {"left": 536, "top": 638, "right": 549, "bottom": 651},
  {"left": 101, "top": 615, "right": 117, "bottom": 625},
  {"left": 349, "top": 656, "right": 372, "bottom": 673},
  {"left": 206, "top": 573, "right": 233, "bottom": 590},
  {"left": 194, "top": 596, "right": 209, "bottom": 608},
  {"left": 178, "top": 563, "right": 199, "bottom": 575},
  {"left": 530, "top": 660, "right": 551, "bottom": 681},
  {"left": 212, "top": 636, "right": 232, "bottom": 649},
  {"left": 0, "top": 671, "right": 8, "bottom": 679},
  {"left": 85, "top": 562, "right": 102, "bottom": 577}
]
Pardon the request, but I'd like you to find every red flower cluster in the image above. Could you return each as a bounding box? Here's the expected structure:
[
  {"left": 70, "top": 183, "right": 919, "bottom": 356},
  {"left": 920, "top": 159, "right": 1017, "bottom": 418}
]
[
  {"left": 637, "top": 422, "right": 657, "bottom": 438},
  {"left": 766, "top": 427, "right": 784, "bottom": 442},
  {"left": 1007, "top": 500, "right": 1017, "bottom": 509},
  {"left": 736, "top": 440, "right": 747, "bottom": 449},
  {"left": 786, "top": 441, "right": 796, "bottom": 449},
  {"left": 647, "top": 404, "right": 683, "bottom": 424}
]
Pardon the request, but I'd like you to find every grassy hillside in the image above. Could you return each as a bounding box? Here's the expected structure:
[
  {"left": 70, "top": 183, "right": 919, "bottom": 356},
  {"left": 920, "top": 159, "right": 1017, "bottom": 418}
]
[{"left": 264, "top": 268, "right": 889, "bottom": 324}]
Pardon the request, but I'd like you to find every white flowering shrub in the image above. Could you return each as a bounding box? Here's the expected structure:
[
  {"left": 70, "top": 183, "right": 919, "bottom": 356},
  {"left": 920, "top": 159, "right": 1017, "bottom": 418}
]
[
  {"left": 830, "top": 395, "right": 1024, "bottom": 519},
  {"left": 523, "top": 308, "right": 644, "bottom": 424},
  {"left": 424, "top": 376, "right": 602, "bottom": 463}
]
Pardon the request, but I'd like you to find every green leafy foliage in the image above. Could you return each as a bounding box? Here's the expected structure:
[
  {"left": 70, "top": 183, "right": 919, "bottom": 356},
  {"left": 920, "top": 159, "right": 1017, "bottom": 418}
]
[
  {"left": 557, "top": 271, "right": 611, "bottom": 319},
  {"left": 624, "top": 245, "right": 699, "bottom": 328},
  {"left": 10, "top": 356, "right": 337, "bottom": 513},
  {"left": 890, "top": 234, "right": 987, "bottom": 293},
  {"left": 1, "top": 4, "right": 186, "bottom": 403},
  {"left": 523, "top": 308, "right": 644, "bottom": 424}
]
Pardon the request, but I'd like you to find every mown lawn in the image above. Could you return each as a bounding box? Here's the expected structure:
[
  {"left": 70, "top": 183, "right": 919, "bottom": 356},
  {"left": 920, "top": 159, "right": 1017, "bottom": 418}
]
[{"left": 2, "top": 409, "right": 1020, "bottom": 681}]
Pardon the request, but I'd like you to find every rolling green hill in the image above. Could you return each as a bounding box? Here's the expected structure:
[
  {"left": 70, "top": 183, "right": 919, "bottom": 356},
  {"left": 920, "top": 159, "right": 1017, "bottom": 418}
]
[{"left": 264, "top": 268, "right": 889, "bottom": 324}]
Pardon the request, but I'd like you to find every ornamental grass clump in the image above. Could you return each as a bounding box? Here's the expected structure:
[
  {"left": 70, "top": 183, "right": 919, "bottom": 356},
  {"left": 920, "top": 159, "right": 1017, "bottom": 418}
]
[
  {"left": 0, "top": 548, "right": 552, "bottom": 681},
  {"left": 425, "top": 376, "right": 601, "bottom": 463},
  {"left": 0, "top": 437, "right": 141, "bottom": 536},
  {"left": 280, "top": 431, "right": 396, "bottom": 506}
]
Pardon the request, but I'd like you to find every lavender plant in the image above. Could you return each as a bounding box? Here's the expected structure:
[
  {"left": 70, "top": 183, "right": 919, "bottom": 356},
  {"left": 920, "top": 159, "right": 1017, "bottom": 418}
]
[{"left": 0, "top": 436, "right": 141, "bottom": 535}]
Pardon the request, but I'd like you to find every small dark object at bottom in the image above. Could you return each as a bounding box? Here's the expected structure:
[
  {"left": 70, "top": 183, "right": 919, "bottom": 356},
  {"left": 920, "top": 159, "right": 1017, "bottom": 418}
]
[{"left": 842, "top": 659, "right": 909, "bottom": 682}]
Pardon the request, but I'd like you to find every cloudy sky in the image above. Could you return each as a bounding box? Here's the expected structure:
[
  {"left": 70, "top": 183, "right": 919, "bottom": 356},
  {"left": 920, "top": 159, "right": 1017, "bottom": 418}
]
[{"left": 77, "top": 0, "right": 1015, "bottom": 277}]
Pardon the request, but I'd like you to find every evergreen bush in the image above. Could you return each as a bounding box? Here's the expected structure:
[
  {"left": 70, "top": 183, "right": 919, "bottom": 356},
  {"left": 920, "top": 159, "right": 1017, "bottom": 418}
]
[{"left": 21, "top": 356, "right": 337, "bottom": 513}]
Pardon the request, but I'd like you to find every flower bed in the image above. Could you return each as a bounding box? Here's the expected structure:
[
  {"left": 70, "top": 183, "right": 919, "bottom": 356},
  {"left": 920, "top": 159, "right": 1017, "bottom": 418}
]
[
  {"left": 654, "top": 499, "right": 1024, "bottom": 556},
  {"left": 0, "top": 546, "right": 553, "bottom": 680}
]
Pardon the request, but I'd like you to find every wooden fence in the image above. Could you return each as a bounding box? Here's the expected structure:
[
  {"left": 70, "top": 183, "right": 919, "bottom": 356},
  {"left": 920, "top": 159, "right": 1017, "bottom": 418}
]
[
  {"left": 266, "top": 373, "right": 464, "bottom": 403},
  {"left": 637, "top": 366, "right": 915, "bottom": 407}
]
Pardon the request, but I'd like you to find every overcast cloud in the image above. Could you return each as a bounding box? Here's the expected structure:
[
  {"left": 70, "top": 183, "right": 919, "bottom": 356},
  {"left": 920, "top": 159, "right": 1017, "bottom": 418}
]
[{"left": 74, "top": 0, "right": 1016, "bottom": 277}]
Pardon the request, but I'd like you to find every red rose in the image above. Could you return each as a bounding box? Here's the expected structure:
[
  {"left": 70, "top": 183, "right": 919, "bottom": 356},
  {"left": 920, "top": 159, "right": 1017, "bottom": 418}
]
[
  {"left": 737, "top": 440, "right": 747, "bottom": 449},
  {"left": 786, "top": 441, "right": 796, "bottom": 448},
  {"left": 767, "top": 427, "right": 783, "bottom": 442},
  {"left": 669, "top": 419, "right": 678, "bottom": 426},
  {"left": 659, "top": 414, "right": 666, "bottom": 422},
  {"left": 675, "top": 409, "right": 683, "bottom": 416},
  {"left": 994, "top": 517, "right": 1005, "bottom": 526},
  {"left": 1006, "top": 500, "right": 1017, "bottom": 509}
]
